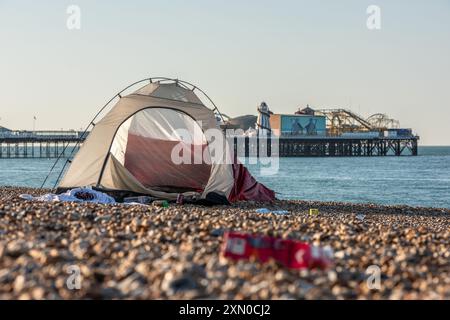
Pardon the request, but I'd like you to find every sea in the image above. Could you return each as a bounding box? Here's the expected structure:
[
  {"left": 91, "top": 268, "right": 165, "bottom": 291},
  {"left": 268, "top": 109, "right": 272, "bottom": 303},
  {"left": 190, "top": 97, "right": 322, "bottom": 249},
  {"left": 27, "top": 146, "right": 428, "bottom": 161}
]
[{"left": 0, "top": 146, "right": 449, "bottom": 209}]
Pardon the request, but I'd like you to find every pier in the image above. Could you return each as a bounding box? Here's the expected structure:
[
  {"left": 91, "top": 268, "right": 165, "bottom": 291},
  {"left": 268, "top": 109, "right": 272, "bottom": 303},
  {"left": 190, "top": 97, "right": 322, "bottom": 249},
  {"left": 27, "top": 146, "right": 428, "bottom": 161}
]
[
  {"left": 232, "top": 136, "right": 419, "bottom": 157},
  {"left": 227, "top": 106, "right": 420, "bottom": 157},
  {"left": 0, "top": 130, "right": 86, "bottom": 159}
]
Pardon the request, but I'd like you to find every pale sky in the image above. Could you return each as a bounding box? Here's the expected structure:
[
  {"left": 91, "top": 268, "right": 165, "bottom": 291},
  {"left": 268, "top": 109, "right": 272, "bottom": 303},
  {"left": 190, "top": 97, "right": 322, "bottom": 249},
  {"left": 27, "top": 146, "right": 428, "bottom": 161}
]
[{"left": 0, "top": 0, "right": 449, "bottom": 145}]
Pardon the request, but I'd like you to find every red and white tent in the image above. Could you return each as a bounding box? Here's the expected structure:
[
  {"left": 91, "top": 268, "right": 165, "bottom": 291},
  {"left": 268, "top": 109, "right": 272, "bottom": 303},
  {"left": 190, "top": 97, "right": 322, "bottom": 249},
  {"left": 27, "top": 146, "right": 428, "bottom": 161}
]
[{"left": 58, "top": 79, "right": 275, "bottom": 202}]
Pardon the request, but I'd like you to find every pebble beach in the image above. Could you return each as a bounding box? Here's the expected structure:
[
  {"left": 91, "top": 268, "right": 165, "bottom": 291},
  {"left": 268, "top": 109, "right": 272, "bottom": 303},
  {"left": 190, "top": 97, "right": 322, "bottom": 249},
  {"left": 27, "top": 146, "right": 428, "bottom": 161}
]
[{"left": 0, "top": 186, "right": 448, "bottom": 300}]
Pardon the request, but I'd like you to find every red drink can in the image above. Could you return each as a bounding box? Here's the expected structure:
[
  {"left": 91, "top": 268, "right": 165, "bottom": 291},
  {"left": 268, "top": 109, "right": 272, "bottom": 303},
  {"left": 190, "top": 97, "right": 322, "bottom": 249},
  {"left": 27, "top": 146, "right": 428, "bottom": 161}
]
[{"left": 222, "top": 231, "right": 252, "bottom": 260}]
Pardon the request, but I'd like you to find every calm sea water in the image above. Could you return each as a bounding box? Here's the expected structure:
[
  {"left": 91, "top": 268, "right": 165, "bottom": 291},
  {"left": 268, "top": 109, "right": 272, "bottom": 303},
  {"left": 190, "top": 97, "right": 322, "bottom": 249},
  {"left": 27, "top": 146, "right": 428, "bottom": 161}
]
[{"left": 0, "top": 146, "right": 449, "bottom": 208}]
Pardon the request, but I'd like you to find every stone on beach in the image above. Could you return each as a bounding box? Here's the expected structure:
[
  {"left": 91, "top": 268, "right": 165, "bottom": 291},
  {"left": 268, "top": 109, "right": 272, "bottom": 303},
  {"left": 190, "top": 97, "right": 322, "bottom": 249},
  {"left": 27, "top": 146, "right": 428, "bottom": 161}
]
[{"left": 0, "top": 186, "right": 448, "bottom": 300}]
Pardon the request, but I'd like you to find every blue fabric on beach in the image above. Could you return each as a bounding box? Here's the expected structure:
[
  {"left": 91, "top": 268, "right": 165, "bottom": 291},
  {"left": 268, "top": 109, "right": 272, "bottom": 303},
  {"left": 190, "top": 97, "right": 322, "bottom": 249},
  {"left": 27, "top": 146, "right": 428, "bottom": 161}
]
[{"left": 255, "top": 208, "right": 289, "bottom": 215}]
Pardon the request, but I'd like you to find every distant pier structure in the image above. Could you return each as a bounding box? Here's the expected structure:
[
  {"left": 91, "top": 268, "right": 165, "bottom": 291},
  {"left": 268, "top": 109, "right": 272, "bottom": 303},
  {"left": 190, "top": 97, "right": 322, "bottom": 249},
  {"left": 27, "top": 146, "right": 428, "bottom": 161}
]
[
  {"left": 0, "top": 127, "right": 87, "bottom": 158},
  {"left": 232, "top": 135, "right": 418, "bottom": 157},
  {"left": 227, "top": 105, "right": 419, "bottom": 157}
]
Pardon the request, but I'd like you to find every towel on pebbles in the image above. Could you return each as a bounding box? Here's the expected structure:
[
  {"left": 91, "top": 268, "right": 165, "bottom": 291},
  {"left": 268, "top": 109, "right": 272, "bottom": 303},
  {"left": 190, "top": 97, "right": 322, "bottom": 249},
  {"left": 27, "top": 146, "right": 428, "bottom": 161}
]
[{"left": 19, "top": 187, "right": 116, "bottom": 204}]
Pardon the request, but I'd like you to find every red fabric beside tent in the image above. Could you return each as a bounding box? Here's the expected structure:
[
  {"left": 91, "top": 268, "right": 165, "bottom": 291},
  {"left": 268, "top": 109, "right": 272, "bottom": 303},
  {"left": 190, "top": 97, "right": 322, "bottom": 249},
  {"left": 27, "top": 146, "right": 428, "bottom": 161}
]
[{"left": 228, "top": 163, "right": 275, "bottom": 202}]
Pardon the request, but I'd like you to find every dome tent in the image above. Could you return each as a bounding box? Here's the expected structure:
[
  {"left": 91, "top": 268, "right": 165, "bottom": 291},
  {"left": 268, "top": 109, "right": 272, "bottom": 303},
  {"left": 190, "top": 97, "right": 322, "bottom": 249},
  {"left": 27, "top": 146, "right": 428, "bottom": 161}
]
[{"left": 57, "top": 78, "right": 275, "bottom": 203}]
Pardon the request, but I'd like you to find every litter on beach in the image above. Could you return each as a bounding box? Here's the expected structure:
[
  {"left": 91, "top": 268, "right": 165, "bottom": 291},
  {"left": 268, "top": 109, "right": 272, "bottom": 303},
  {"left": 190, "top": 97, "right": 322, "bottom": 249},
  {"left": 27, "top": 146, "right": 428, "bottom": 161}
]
[
  {"left": 255, "top": 208, "right": 289, "bottom": 215},
  {"left": 356, "top": 214, "right": 366, "bottom": 221},
  {"left": 221, "top": 231, "right": 333, "bottom": 270},
  {"left": 309, "top": 208, "right": 319, "bottom": 215},
  {"left": 19, "top": 187, "right": 116, "bottom": 204},
  {"left": 153, "top": 200, "right": 169, "bottom": 208}
]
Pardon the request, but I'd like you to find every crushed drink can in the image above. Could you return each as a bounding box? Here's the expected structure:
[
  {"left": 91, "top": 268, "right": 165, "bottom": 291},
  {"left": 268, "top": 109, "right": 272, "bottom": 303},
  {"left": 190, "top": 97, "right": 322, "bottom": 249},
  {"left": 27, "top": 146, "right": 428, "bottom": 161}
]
[
  {"left": 176, "top": 194, "right": 184, "bottom": 205},
  {"left": 221, "top": 231, "right": 333, "bottom": 270}
]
